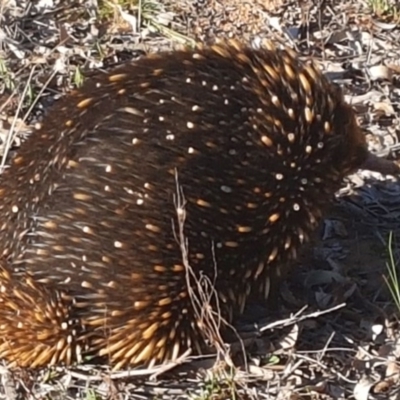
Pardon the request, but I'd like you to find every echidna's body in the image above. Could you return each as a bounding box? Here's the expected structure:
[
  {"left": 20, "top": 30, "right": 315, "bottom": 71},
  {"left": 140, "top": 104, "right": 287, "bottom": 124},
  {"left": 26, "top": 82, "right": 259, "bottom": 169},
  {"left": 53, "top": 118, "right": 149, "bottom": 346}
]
[{"left": 0, "top": 41, "right": 396, "bottom": 370}]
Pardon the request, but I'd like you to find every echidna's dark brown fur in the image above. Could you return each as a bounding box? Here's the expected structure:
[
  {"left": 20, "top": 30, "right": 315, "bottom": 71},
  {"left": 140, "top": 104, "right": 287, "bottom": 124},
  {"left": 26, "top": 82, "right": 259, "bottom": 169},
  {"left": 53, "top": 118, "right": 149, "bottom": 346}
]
[{"left": 0, "top": 41, "right": 397, "bottom": 370}]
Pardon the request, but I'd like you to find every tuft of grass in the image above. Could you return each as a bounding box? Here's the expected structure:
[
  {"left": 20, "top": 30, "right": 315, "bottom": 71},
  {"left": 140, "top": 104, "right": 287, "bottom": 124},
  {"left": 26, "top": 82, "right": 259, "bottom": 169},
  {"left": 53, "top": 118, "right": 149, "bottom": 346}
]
[
  {"left": 190, "top": 368, "right": 240, "bottom": 400},
  {"left": 84, "top": 389, "right": 102, "bottom": 400},
  {"left": 98, "top": 0, "right": 194, "bottom": 45},
  {"left": 73, "top": 65, "right": 85, "bottom": 88},
  {"left": 141, "top": 0, "right": 195, "bottom": 46},
  {"left": 383, "top": 231, "right": 400, "bottom": 312},
  {"left": 97, "top": 0, "right": 138, "bottom": 21},
  {"left": 368, "top": 0, "right": 400, "bottom": 21},
  {"left": 0, "top": 58, "right": 15, "bottom": 92}
]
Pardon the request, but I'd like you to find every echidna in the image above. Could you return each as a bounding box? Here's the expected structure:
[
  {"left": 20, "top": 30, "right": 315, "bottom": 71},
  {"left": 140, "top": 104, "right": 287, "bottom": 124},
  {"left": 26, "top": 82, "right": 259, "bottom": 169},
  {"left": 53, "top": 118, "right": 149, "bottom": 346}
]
[{"left": 0, "top": 41, "right": 397, "bottom": 370}]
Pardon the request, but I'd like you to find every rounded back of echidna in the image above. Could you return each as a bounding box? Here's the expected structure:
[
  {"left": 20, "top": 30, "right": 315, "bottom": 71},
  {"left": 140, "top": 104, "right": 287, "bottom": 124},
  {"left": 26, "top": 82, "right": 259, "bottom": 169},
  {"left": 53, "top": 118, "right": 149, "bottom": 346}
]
[{"left": 0, "top": 41, "right": 372, "bottom": 370}]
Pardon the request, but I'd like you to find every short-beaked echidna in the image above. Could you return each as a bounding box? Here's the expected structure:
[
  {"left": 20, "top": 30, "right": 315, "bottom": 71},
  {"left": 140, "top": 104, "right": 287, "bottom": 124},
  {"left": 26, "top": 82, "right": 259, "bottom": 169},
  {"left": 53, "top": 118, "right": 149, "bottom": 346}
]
[{"left": 0, "top": 41, "right": 397, "bottom": 370}]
